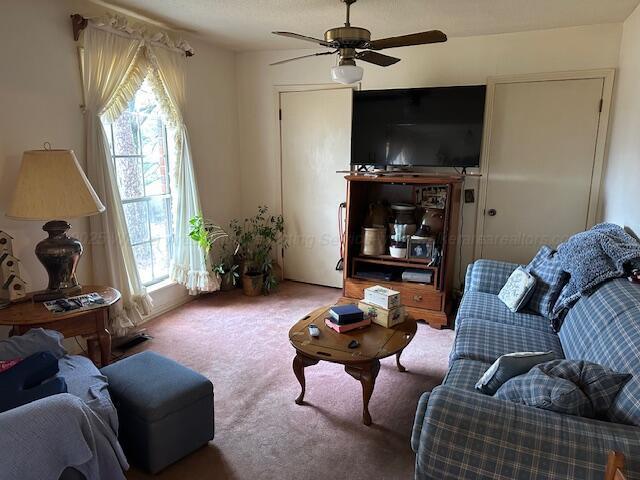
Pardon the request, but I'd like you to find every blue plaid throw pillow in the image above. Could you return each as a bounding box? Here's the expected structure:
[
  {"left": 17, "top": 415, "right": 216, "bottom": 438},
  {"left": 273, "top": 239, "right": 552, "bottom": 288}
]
[
  {"left": 525, "top": 246, "right": 569, "bottom": 318},
  {"left": 537, "top": 360, "right": 632, "bottom": 418},
  {"left": 495, "top": 368, "right": 593, "bottom": 417},
  {"left": 496, "top": 360, "right": 631, "bottom": 419},
  {"left": 475, "top": 351, "right": 555, "bottom": 395}
]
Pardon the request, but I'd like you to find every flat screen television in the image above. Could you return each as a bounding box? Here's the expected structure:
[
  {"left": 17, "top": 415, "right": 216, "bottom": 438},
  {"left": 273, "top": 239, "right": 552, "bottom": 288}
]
[{"left": 351, "top": 85, "right": 486, "bottom": 168}]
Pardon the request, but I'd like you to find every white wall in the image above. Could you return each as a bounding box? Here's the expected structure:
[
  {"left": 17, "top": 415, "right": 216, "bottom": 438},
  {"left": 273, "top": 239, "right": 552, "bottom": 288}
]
[
  {"left": 236, "top": 23, "right": 622, "bottom": 287},
  {"left": 602, "top": 4, "right": 640, "bottom": 236},
  {"left": 0, "top": 0, "right": 240, "bottom": 318},
  {"left": 0, "top": 0, "right": 90, "bottom": 291}
]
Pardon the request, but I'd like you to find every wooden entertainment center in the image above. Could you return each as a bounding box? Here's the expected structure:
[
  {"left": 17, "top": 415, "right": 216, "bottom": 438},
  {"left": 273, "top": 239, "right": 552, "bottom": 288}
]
[{"left": 342, "top": 174, "right": 462, "bottom": 328}]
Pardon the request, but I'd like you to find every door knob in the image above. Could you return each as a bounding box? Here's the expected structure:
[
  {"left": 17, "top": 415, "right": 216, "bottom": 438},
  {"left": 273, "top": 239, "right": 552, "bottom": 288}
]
[{"left": 487, "top": 209, "right": 497, "bottom": 216}]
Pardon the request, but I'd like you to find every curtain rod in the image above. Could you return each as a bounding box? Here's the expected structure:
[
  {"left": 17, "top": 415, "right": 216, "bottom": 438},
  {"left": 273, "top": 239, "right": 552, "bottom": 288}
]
[{"left": 70, "top": 14, "right": 194, "bottom": 57}]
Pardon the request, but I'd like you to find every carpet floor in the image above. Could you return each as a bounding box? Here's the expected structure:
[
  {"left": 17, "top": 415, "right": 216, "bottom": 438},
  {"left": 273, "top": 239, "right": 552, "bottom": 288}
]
[{"left": 124, "top": 281, "right": 455, "bottom": 480}]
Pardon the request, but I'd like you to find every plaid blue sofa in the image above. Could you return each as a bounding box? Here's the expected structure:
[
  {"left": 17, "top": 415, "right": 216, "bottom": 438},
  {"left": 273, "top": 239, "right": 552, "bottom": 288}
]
[{"left": 412, "top": 259, "right": 640, "bottom": 480}]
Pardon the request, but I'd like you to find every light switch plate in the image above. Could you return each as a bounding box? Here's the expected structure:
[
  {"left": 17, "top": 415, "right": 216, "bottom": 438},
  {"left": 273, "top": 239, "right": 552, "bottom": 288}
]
[{"left": 464, "top": 189, "right": 475, "bottom": 203}]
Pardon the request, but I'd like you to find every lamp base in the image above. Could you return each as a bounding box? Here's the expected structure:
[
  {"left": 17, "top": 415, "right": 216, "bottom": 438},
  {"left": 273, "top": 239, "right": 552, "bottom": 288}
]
[
  {"left": 34, "top": 220, "right": 83, "bottom": 303},
  {"left": 32, "top": 285, "right": 82, "bottom": 303}
]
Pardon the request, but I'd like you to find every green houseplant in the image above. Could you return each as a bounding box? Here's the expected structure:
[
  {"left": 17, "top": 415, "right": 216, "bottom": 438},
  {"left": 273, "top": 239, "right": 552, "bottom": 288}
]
[
  {"left": 230, "top": 205, "right": 286, "bottom": 296},
  {"left": 188, "top": 216, "right": 239, "bottom": 290},
  {"left": 212, "top": 240, "right": 240, "bottom": 291}
]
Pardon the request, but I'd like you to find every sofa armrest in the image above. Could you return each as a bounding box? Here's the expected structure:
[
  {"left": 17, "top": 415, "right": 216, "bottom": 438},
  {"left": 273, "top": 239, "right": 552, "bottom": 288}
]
[
  {"left": 464, "top": 259, "right": 521, "bottom": 295},
  {"left": 415, "top": 386, "right": 640, "bottom": 480}
]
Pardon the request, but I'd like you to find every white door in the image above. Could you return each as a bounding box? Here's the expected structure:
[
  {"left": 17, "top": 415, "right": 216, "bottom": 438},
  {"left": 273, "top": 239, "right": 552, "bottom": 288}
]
[
  {"left": 280, "top": 88, "right": 352, "bottom": 288},
  {"left": 479, "top": 78, "right": 604, "bottom": 264}
]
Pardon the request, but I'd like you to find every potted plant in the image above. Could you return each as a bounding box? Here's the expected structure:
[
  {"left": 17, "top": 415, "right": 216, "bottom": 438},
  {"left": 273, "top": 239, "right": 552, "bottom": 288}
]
[
  {"left": 188, "top": 215, "right": 239, "bottom": 290},
  {"left": 230, "top": 205, "right": 286, "bottom": 296},
  {"left": 212, "top": 240, "right": 240, "bottom": 291}
]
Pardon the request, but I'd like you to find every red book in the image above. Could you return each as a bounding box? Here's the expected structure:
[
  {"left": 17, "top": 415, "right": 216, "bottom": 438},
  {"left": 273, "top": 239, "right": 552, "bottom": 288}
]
[{"left": 324, "top": 317, "right": 371, "bottom": 333}]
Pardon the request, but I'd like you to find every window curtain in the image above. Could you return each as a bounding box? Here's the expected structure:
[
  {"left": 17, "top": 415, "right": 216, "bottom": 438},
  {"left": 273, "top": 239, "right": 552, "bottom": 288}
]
[
  {"left": 145, "top": 46, "right": 217, "bottom": 294},
  {"left": 82, "top": 25, "right": 153, "bottom": 336}
]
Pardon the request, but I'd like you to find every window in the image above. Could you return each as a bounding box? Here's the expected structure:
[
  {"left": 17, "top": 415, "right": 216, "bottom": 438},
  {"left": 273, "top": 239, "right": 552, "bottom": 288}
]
[{"left": 106, "top": 79, "right": 175, "bottom": 286}]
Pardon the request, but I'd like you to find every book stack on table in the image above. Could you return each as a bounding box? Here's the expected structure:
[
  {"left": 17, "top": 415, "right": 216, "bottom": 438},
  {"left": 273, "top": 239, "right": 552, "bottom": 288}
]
[{"left": 325, "top": 304, "right": 370, "bottom": 333}]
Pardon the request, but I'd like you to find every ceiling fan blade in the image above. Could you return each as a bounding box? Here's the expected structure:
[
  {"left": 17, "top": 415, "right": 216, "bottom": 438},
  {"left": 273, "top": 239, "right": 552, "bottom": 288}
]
[
  {"left": 356, "top": 50, "right": 400, "bottom": 67},
  {"left": 270, "top": 51, "right": 336, "bottom": 66},
  {"left": 272, "top": 31, "right": 333, "bottom": 47},
  {"left": 368, "top": 30, "right": 447, "bottom": 50}
]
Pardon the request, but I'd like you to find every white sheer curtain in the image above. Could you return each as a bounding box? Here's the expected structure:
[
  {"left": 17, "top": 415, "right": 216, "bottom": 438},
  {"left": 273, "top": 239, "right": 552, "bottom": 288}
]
[
  {"left": 83, "top": 25, "right": 153, "bottom": 336},
  {"left": 146, "top": 46, "right": 217, "bottom": 294}
]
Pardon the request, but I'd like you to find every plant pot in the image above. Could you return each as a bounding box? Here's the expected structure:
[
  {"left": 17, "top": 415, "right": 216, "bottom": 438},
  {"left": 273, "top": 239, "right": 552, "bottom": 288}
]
[
  {"left": 242, "top": 273, "right": 264, "bottom": 296},
  {"left": 389, "top": 246, "right": 407, "bottom": 258},
  {"left": 220, "top": 272, "right": 236, "bottom": 291},
  {"left": 271, "top": 261, "right": 284, "bottom": 282}
]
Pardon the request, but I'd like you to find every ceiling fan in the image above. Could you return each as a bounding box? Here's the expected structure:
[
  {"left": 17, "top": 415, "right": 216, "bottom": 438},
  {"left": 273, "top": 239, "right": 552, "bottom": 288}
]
[{"left": 270, "top": 0, "right": 447, "bottom": 84}]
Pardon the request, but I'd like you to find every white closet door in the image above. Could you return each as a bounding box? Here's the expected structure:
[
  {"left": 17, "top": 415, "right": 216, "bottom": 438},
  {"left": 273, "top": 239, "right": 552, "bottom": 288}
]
[
  {"left": 280, "top": 88, "right": 352, "bottom": 288},
  {"left": 479, "top": 78, "right": 604, "bottom": 264}
]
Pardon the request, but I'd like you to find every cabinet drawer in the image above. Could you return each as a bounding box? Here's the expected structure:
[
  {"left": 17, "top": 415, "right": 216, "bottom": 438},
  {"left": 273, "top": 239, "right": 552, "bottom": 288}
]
[
  {"left": 398, "top": 286, "right": 442, "bottom": 311},
  {"left": 344, "top": 278, "right": 443, "bottom": 312}
]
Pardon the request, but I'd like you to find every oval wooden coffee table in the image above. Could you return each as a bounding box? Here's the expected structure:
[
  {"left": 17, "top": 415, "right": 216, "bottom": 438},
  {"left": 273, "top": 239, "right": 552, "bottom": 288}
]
[{"left": 289, "top": 303, "right": 417, "bottom": 426}]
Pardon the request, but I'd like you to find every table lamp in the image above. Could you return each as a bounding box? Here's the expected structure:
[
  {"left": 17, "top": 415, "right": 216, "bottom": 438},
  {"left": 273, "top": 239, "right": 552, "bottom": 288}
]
[{"left": 6, "top": 148, "right": 106, "bottom": 302}]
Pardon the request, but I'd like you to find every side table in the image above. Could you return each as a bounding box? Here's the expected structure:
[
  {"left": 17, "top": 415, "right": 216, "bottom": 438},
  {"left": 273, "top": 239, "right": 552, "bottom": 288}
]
[{"left": 0, "top": 285, "right": 120, "bottom": 367}]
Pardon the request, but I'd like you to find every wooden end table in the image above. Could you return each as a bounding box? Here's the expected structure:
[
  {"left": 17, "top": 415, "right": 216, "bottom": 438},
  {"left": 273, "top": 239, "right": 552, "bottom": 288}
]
[
  {"left": 0, "top": 285, "right": 120, "bottom": 367},
  {"left": 288, "top": 304, "right": 417, "bottom": 426}
]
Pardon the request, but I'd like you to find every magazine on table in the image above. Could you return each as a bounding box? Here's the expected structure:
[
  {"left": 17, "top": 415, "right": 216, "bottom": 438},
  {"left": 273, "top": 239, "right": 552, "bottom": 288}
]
[{"left": 43, "top": 292, "right": 106, "bottom": 314}]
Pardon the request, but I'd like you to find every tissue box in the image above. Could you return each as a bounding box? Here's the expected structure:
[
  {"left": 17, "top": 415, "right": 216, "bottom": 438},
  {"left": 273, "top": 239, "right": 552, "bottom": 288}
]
[
  {"left": 363, "top": 285, "right": 400, "bottom": 309},
  {"left": 358, "top": 301, "right": 405, "bottom": 328}
]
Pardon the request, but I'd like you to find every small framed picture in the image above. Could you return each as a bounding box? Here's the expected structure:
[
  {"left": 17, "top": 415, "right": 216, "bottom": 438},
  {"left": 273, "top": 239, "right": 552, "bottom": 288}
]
[{"left": 408, "top": 236, "right": 435, "bottom": 259}]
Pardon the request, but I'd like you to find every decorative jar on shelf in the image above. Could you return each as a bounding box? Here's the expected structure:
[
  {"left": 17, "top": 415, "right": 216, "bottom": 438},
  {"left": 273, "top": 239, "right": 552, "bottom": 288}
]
[
  {"left": 389, "top": 203, "right": 417, "bottom": 237},
  {"left": 362, "top": 227, "right": 386, "bottom": 256}
]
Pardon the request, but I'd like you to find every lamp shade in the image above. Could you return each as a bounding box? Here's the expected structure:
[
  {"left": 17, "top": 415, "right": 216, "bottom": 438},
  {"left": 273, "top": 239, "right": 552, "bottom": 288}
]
[
  {"left": 331, "top": 64, "right": 363, "bottom": 84},
  {"left": 6, "top": 149, "right": 105, "bottom": 220}
]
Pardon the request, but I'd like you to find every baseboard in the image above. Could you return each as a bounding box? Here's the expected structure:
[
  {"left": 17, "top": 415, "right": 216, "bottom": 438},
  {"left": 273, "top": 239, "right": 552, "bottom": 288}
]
[
  {"left": 110, "top": 283, "right": 195, "bottom": 342},
  {"left": 148, "top": 292, "right": 194, "bottom": 319},
  {"left": 146, "top": 284, "right": 195, "bottom": 322}
]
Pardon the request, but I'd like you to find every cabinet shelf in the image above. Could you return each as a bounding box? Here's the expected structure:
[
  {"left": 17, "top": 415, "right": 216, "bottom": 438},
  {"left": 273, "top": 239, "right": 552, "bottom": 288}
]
[
  {"left": 354, "top": 255, "right": 439, "bottom": 271},
  {"left": 351, "top": 274, "right": 437, "bottom": 290}
]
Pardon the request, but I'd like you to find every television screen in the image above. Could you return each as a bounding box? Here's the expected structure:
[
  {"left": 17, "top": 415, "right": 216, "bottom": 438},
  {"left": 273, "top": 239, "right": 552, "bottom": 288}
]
[{"left": 351, "top": 86, "right": 486, "bottom": 167}]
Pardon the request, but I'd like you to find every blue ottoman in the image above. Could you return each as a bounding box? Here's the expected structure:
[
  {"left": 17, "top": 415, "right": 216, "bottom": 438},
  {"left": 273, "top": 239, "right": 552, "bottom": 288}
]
[{"left": 101, "top": 351, "right": 214, "bottom": 473}]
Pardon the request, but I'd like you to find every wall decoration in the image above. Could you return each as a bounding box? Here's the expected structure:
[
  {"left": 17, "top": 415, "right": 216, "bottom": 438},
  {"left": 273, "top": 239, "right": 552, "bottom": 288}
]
[{"left": 0, "top": 231, "right": 26, "bottom": 307}]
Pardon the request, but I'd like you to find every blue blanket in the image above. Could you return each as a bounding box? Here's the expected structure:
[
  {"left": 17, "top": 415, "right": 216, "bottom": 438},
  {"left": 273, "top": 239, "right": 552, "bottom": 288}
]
[{"left": 553, "top": 223, "right": 640, "bottom": 318}]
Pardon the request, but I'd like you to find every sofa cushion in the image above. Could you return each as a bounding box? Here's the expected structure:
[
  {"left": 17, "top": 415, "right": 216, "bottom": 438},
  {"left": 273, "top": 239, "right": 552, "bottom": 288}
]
[
  {"left": 475, "top": 351, "right": 555, "bottom": 395},
  {"left": 577, "top": 313, "right": 640, "bottom": 426},
  {"left": 465, "top": 259, "right": 520, "bottom": 295},
  {"left": 559, "top": 278, "right": 640, "bottom": 360},
  {"left": 444, "top": 359, "right": 491, "bottom": 391},
  {"left": 526, "top": 246, "right": 569, "bottom": 318},
  {"left": 555, "top": 278, "right": 640, "bottom": 426},
  {"left": 450, "top": 319, "right": 564, "bottom": 364},
  {"left": 495, "top": 368, "right": 594, "bottom": 417},
  {"left": 498, "top": 267, "right": 537, "bottom": 312},
  {"left": 457, "top": 292, "right": 554, "bottom": 334}
]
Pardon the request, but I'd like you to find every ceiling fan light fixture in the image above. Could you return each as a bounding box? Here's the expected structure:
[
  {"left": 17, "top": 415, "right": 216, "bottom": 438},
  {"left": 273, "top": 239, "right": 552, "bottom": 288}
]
[{"left": 331, "top": 64, "right": 363, "bottom": 84}]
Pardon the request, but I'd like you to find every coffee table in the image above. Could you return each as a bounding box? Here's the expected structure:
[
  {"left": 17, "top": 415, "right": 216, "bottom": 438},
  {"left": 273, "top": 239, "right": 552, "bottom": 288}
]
[{"left": 288, "top": 303, "right": 417, "bottom": 425}]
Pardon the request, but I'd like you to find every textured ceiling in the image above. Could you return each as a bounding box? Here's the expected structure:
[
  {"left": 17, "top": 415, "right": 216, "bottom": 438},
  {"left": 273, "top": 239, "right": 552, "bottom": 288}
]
[{"left": 100, "top": 0, "right": 640, "bottom": 51}]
